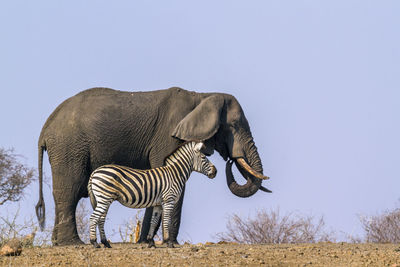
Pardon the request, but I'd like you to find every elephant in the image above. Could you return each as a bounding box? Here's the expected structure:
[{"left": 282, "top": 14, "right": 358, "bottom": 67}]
[{"left": 35, "top": 87, "right": 271, "bottom": 245}]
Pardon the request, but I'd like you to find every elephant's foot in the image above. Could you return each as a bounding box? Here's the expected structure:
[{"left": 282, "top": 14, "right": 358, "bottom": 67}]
[
  {"left": 163, "top": 239, "right": 179, "bottom": 245},
  {"left": 90, "top": 239, "right": 101, "bottom": 248},
  {"left": 54, "top": 236, "right": 85, "bottom": 246},
  {"left": 52, "top": 218, "right": 84, "bottom": 246},
  {"left": 167, "top": 241, "right": 175, "bottom": 248},
  {"left": 138, "top": 238, "right": 149, "bottom": 244},
  {"left": 101, "top": 238, "right": 112, "bottom": 248}
]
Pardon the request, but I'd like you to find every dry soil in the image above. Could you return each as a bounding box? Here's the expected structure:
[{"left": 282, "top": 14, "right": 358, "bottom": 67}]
[{"left": 1, "top": 242, "right": 400, "bottom": 266}]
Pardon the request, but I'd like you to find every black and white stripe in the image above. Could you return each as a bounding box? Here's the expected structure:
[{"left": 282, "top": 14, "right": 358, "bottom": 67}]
[{"left": 87, "top": 141, "right": 216, "bottom": 248}]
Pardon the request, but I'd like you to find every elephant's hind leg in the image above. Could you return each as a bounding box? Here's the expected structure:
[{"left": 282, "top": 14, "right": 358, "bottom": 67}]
[
  {"left": 50, "top": 156, "right": 89, "bottom": 246},
  {"left": 52, "top": 187, "right": 84, "bottom": 245},
  {"left": 147, "top": 205, "right": 162, "bottom": 248}
]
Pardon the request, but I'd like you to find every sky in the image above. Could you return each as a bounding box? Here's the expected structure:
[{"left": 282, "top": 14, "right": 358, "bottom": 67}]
[{"left": 0, "top": 1, "right": 399, "bottom": 243}]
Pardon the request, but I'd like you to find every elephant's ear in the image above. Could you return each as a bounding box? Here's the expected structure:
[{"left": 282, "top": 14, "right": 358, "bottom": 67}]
[{"left": 172, "top": 95, "right": 224, "bottom": 141}]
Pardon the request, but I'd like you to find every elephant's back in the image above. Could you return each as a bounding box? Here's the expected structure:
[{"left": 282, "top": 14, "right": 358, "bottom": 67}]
[
  {"left": 38, "top": 87, "right": 178, "bottom": 145},
  {"left": 40, "top": 88, "right": 117, "bottom": 136}
]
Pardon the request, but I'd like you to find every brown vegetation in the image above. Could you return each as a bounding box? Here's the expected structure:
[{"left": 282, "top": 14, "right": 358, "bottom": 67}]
[
  {"left": 359, "top": 207, "right": 400, "bottom": 243},
  {"left": 216, "top": 208, "right": 335, "bottom": 244},
  {"left": 0, "top": 148, "right": 34, "bottom": 205}
]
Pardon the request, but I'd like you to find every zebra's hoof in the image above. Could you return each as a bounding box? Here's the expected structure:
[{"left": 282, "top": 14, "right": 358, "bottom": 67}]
[
  {"left": 101, "top": 239, "right": 112, "bottom": 248},
  {"left": 90, "top": 240, "right": 101, "bottom": 248}
]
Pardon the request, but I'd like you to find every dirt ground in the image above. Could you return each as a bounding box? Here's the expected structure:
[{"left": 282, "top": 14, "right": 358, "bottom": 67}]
[{"left": 1, "top": 242, "right": 400, "bottom": 266}]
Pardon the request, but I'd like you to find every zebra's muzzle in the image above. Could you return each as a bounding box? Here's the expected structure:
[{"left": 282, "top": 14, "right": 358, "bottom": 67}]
[{"left": 208, "top": 166, "right": 217, "bottom": 179}]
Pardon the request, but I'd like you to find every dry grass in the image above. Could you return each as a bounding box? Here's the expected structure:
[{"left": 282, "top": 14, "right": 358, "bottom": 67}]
[{"left": 0, "top": 206, "right": 52, "bottom": 247}]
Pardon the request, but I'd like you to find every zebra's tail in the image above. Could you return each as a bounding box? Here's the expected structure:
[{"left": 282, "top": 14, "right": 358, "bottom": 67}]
[{"left": 88, "top": 179, "right": 97, "bottom": 209}]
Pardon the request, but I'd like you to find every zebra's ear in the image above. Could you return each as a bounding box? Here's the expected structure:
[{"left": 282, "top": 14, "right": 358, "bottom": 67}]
[
  {"left": 172, "top": 95, "right": 224, "bottom": 141},
  {"left": 194, "top": 142, "right": 205, "bottom": 152}
]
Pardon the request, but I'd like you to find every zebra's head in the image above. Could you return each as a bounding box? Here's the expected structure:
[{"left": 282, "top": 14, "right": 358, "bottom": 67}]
[{"left": 191, "top": 142, "right": 217, "bottom": 179}]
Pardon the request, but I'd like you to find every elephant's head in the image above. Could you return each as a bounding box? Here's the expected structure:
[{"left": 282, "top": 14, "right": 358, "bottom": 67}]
[{"left": 172, "top": 93, "right": 271, "bottom": 197}]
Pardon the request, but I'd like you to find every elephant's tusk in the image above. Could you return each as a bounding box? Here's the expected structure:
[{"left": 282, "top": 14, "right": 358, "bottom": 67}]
[
  {"left": 236, "top": 158, "right": 270, "bottom": 180},
  {"left": 234, "top": 160, "right": 272, "bottom": 193},
  {"left": 259, "top": 185, "right": 272, "bottom": 193}
]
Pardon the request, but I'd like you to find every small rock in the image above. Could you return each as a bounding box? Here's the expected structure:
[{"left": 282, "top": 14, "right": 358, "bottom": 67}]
[
  {"left": 190, "top": 247, "right": 199, "bottom": 252},
  {"left": 0, "top": 239, "right": 22, "bottom": 256}
]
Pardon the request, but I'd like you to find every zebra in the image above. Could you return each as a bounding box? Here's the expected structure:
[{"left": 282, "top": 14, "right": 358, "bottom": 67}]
[{"left": 87, "top": 141, "right": 217, "bottom": 248}]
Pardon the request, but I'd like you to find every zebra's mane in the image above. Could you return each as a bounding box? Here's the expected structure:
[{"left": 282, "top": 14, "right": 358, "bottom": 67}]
[{"left": 164, "top": 141, "right": 199, "bottom": 164}]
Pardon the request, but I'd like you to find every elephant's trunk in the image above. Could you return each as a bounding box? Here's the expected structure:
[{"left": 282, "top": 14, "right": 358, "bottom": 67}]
[{"left": 226, "top": 140, "right": 271, "bottom": 197}]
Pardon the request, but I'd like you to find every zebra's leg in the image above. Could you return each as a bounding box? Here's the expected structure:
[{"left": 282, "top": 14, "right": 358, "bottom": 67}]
[
  {"left": 89, "top": 199, "right": 112, "bottom": 248},
  {"left": 162, "top": 201, "right": 176, "bottom": 248},
  {"left": 89, "top": 211, "right": 101, "bottom": 248},
  {"left": 147, "top": 205, "right": 162, "bottom": 248},
  {"left": 98, "top": 200, "right": 113, "bottom": 248},
  {"left": 98, "top": 216, "right": 112, "bottom": 248}
]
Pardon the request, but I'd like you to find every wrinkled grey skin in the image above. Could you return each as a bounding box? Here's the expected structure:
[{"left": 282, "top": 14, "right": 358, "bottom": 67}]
[{"left": 36, "top": 87, "right": 269, "bottom": 245}]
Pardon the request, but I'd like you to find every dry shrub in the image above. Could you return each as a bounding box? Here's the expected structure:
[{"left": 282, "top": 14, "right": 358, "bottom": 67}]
[
  {"left": 1, "top": 200, "right": 92, "bottom": 247},
  {"left": 76, "top": 199, "right": 91, "bottom": 243},
  {"left": 0, "top": 207, "right": 31, "bottom": 246},
  {"left": 118, "top": 211, "right": 146, "bottom": 243},
  {"left": 0, "top": 148, "right": 35, "bottom": 205},
  {"left": 0, "top": 206, "right": 52, "bottom": 247},
  {"left": 216, "top": 208, "right": 335, "bottom": 244},
  {"left": 359, "top": 208, "right": 400, "bottom": 243}
]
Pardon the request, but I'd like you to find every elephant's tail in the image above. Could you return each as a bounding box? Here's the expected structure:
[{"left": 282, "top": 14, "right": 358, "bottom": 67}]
[
  {"left": 88, "top": 179, "right": 97, "bottom": 209},
  {"left": 35, "top": 141, "right": 46, "bottom": 231}
]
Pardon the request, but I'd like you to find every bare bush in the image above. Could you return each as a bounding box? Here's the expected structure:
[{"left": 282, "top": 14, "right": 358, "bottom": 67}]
[
  {"left": 359, "top": 208, "right": 400, "bottom": 243},
  {"left": 118, "top": 211, "right": 146, "bottom": 243},
  {"left": 0, "top": 207, "right": 32, "bottom": 246},
  {"left": 0, "top": 148, "right": 35, "bottom": 205},
  {"left": 76, "top": 200, "right": 91, "bottom": 243},
  {"left": 216, "top": 208, "right": 335, "bottom": 244},
  {"left": 0, "top": 206, "right": 52, "bottom": 247}
]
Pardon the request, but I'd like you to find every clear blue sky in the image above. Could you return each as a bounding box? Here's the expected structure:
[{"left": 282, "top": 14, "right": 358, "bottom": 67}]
[{"left": 0, "top": 1, "right": 399, "bottom": 243}]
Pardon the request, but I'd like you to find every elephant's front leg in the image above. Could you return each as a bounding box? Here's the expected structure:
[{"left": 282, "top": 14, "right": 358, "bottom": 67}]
[
  {"left": 168, "top": 186, "right": 186, "bottom": 244},
  {"left": 139, "top": 187, "right": 186, "bottom": 245},
  {"left": 146, "top": 205, "right": 162, "bottom": 248},
  {"left": 162, "top": 201, "right": 176, "bottom": 248}
]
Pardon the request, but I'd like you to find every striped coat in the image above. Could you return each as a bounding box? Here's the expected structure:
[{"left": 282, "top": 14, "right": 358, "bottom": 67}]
[{"left": 87, "top": 141, "right": 217, "bottom": 248}]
